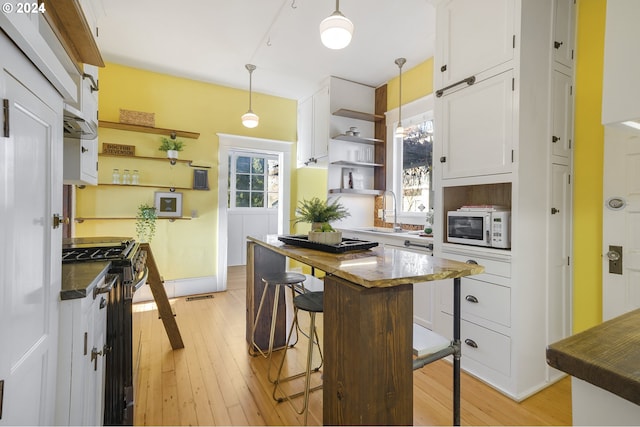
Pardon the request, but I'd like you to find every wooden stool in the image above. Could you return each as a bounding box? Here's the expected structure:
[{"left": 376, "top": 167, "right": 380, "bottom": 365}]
[
  {"left": 272, "top": 291, "right": 323, "bottom": 425},
  {"left": 249, "top": 271, "right": 306, "bottom": 382}
]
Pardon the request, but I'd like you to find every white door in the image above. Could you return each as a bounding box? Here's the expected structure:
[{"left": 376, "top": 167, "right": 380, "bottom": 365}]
[
  {"left": 602, "top": 126, "right": 640, "bottom": 320},
  {"left": 0, "top": 34, "right": 62, "bottom": 425},
  {"left": 548, "top": 163, "right": 571, "bottom": 343},
  {"left": 227, "top": 151, "right": 280, "bottom": 266}
]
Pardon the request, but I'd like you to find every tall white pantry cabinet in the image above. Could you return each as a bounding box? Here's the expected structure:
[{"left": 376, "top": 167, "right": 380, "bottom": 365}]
[{"left": 431, "top": 0, "right": 574, "bottom": 400}]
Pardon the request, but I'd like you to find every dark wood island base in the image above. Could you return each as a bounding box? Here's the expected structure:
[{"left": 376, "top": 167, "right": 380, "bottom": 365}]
[{"left": 246, "top": 235, "right": 483, "bottom": 425}]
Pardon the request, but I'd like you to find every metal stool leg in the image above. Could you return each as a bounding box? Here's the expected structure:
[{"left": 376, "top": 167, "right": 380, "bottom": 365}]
[{"left": 272, "top": 309, "right": 323, "bottom": 424}]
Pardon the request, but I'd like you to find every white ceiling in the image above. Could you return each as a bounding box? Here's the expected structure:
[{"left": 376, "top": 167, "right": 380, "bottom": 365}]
[{"left": 95, "top": 0, "right": 436, "bottom": 100}]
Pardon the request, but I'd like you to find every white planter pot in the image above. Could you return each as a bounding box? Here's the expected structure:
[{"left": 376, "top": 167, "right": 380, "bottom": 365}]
[{"left": 167, "top": 150, "right": 178, "bottom": 160}]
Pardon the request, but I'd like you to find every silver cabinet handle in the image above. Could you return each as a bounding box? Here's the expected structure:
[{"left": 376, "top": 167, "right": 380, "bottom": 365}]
[
  {"left": 464, "top": 338, "right": 478, "bottom": 348},
  {"left": 465, "top": 295, "right": 479, "bottom": 303}
]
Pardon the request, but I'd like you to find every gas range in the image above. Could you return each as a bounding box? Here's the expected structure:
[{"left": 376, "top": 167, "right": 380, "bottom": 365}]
[{"left": 62, "top": 237, "right": 146, "bottom": 425}]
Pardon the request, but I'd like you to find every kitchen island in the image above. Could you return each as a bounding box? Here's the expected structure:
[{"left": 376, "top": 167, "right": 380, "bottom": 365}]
[
  {"left": 246, "top": 235, "right": 483, "bottom": 425},
  {"left": 546, "top": 308, "right": 640, "bottom": 425}
]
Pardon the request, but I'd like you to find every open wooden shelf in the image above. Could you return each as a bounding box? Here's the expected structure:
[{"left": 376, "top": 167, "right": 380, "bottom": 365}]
[
  {"left": 94, "top": 183, "right": 193, "bottom": 191},
  {"left": 332, "top": 109, "right": 384, "bottom": 122},
  {"left": 99, "top": 120, "right": 200, "bottom": 139},
  {"left": 332, "top": 134, "right": 383, "bottom": 145},
  {"left": 97, "top": 153, "right": 211, "bottom": 168},
  {"left": 328, "top": 188, "right": 384, "bottom": 196},
  {"left": 74, "top": 217, "right": 192, "bottom": 223}
]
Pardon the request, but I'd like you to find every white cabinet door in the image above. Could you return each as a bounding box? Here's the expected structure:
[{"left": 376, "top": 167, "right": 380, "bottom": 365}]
[
  {"left": 548, "top": 163, "right": 571, "bottom": 344},
  {"left": 551, "top": 70, "right": 573, "bottom": 160},
  {"left": 63, "top": 137, "right": 98, "bottom": 185},
  {"left": 297, "top": 95, "right": 313, "bottom": 166},
  {"left": 553, "top": 0, "right": 575, "bottom": 69},
  {"left": 312, "top": 86, "right": 330, "bottom": 161},
  {"left": 439, "top": 70, "right": 514, "bottom": 179},
  {"left": 436, "top": 0, "right": 515, "bottom": 89},
  {"left": 297, "top": 86, "right": 329, "bottom": 167},
  {"left": 0, "top": 33, "right": 62, "bottom": 426}
]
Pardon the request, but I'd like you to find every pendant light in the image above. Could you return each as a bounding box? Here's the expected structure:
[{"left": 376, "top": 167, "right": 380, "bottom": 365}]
[
  {"left": 241, "top": 64, "right": 259, "bottom": 128},
  {"left": 319, "top": 0, "right": 354, "bottom": 50},
  {"left": 395, "top": 57, "right": 406, "bottom": 137}
]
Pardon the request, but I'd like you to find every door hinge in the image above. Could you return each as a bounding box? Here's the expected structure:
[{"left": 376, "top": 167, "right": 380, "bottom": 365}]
[
  {"left": 2, "top": 99, "right": 9, "bottom": 138},
  {"left": 0, "top": 379, "right": 4, "bottom": 420}
]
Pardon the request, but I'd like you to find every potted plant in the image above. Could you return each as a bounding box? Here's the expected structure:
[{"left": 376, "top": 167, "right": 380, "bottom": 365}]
[
  {"left": 136, "top": 203, "right": 157, "bottom": 243},
  {"left": 159, "top": 137, "right": 185, "bottom": 162},
  {"left": 294, "top": 197, "right": 350, "bottom": 244}
]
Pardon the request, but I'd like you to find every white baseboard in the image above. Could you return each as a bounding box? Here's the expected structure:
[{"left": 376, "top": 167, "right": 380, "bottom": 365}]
[{"left": 132, "top": 275, "right": 220, "bottom": 303}]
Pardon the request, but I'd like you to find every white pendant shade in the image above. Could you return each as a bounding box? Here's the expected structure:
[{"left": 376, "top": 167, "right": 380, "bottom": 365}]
[
  {"left": 320, "top": 12, "right": 353, "bottom": 49},
  {"left": 241, "top": 64, "right": 259, "bottom": 128},
  {"left": 242, "top": 111, "right": 259, "bottom": 128},
  {"left": 395, "top": 124, "right": 405, "bottom": 137}
]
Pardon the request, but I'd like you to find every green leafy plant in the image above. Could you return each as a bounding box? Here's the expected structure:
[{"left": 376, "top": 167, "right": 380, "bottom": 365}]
[
  {"left": 136, "top": 203, "right": 157, "bottom": 242},
  {"left": 294, "top": 197, "right": 350, "bottom": 226},
  {"left": 159, "top": 137, "right": 185, "bottom": 152}
]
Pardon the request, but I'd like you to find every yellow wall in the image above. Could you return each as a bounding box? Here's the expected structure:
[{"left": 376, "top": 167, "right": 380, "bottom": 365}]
[
  {"left": 76, "top": 63, "right": 297, "bottom": 281},
  {"left": 386, "top": 58, "right": 434, "bottom": 110},
  {"left": 572, "top": 0, "right": 607, "bottom": 332}
]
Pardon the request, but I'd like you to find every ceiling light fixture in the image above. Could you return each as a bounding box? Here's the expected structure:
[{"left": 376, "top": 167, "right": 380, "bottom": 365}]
[
  {"left": 242, "top": 64, "right": 259, "bottom": 128},
  {"left": 395, "top": 57, "right": 406, "bottom": 137},
  {"left": 319, "top": 0, "right": 353, "bottom": 50}
]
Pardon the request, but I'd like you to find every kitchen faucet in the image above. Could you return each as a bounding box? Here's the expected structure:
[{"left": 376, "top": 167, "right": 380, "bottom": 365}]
[{"left": 383, "top": 190, "right": 403, "bottom": 232}]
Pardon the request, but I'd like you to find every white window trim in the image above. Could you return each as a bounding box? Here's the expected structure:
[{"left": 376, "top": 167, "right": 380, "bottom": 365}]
[{"left": 385, "top": 94, "right": 434, "bottom": 225}]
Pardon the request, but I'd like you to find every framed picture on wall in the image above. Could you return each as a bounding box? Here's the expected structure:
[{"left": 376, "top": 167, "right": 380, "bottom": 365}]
[{"left": 154, "top": 191, "right": 183, "bottom": 217}]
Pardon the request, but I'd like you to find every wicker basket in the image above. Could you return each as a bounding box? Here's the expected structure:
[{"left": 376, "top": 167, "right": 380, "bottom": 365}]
[{"left": 119, "top": 109, "right": 155, "bottom": 127}]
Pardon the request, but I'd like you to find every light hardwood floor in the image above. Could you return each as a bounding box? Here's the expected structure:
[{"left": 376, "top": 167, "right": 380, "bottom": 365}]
[{"left": 132, "top": 266, "right": 572, "bottom": 426}]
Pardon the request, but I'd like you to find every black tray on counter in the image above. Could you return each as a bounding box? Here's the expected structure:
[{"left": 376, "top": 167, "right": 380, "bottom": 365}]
[{"left": 277, "top": 234, "right": 379, "bottom": 253}]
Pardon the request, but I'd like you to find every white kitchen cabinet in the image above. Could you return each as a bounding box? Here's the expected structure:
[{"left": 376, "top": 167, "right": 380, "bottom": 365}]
[
  {"left": 432, "top": 0, "right": 574, "bottom": 400},
  {"left": 551, "top": 69, "right": 573, "bottom": 161},
  {"left": 438, "top": 69, "right": 514, "bottom": 179},
  {"left": 64, "top": 64, "right": 99, "bottom": 186},
  {"left": 552, "top": 0, "right": 575, "bottom": 70},
  {"left": 602, "top": 0, "right": 640, "bottom": 126},
  {"left": 297, "top": 85, "right": 329, "bottom": 167},
  {"left": 548, "top": 164, "right": 571, "bottom": 346},
  {"left": 435, "top": 0, "right": 515, "bottom": 90},
  {"left": 56, "top": 275, "right": 109, "bottom": 426},
  {"left": 0, "top": 31, "right": 63, "bottom": 426},
  {"left": 64, "top": 137, "right": 98, "bottom": 185}
]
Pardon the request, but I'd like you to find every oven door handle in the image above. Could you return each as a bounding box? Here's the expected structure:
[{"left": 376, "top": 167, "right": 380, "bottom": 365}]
[
  {"left": 94, "top": 274, "right": 118, "bottom": 299},
  {"left": 133, "top": 267, "right": 149, "bottom": 292}
]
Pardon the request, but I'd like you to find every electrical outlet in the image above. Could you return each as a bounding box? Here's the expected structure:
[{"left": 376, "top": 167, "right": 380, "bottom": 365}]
[{"left": 377, "top": 209, "right": 383, "bottom": 218}]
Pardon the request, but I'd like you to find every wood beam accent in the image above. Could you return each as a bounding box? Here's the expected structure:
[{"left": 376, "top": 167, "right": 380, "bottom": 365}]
[
  {"left": 44, "top": 0, "right": 104, "bottom": 67},
  {"left": 374, "top": 84, "right": 387, "bottom": 191}
]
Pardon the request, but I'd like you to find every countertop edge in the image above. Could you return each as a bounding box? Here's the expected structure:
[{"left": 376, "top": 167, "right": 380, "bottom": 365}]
[
  {"left": 61, "top": 261, "right": 112, "bottom": 300},
  {"left": 546, "top": 308, "right": 640, "bottom": 406}
]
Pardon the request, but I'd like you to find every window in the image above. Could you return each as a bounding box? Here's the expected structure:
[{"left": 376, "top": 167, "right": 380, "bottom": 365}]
[
  {"left": 228, "top": 152, "right": 279, "bottom": 208},
  {"left": 400, "top": 119, "right": 433, "bottom": 212},
  {"left": 393, "top": 114, "right": 434, "bottom": 223}
]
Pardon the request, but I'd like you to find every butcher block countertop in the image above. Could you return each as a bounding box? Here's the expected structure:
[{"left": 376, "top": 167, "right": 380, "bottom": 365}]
[
  {"left": 247, "top": 234, "right": 484, "bottom": 288},
  {"left": 546, "top": 308, "right": 640, "bottom": 405}
]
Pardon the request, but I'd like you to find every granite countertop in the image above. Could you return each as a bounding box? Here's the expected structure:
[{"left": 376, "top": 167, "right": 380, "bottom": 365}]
[
  {"left": 248, "top": 234, "right": 483, "bottom": 288},
  {"left": 61, "top": 261, "right": 111, "bottom": 300},
  {"left": 546, "top": 308, "right": 640, "bottom": 405}
]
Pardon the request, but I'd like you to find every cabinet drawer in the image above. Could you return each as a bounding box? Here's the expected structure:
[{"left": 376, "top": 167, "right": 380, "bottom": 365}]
[
  {"left": 442, "top": 251, "right": 511, "bottom": 278},
  {"left": 441, "top": 277, "right": 510, "bottom": 327},
  {"left": 443, "top": 314, "right": 511, "bottom": 376}
]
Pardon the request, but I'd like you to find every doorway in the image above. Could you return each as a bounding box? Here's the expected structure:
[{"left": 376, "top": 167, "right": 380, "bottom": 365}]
[
  {"left": 217, "top": 134, "right": 292, "bottom": 290},
  {"left": 226, "top": 150, "right": 280, "bottom": 266}
]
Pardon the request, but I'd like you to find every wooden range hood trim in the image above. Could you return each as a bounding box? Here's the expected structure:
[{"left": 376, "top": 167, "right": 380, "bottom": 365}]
[{"left": 44, "top": 0, "right": 105, "bottom": 68}]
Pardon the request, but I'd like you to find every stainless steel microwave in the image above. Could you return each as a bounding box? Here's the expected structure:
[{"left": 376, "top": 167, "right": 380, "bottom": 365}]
[{"left": 447, "top": 209, "right": 511, "bottom": 249}]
